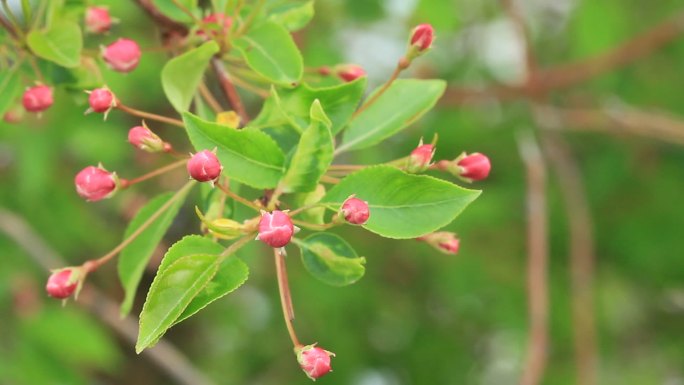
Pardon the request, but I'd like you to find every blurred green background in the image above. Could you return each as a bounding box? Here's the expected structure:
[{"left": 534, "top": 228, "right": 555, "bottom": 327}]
[{"left": 2, "top": 0, "right": 684, "bottom": 384}]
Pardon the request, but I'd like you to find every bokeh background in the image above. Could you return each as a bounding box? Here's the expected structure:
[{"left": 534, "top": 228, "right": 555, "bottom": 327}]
[{"left": 2, "top": 0, "right": 684, "bottom": 384}]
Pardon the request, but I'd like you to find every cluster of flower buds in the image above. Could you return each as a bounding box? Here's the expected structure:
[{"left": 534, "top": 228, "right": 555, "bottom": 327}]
[
  {"left": 295, "top": 344, "right": 335, "bottom": 380},
  {"left": 45, "top": 266, "right": 85, "bottom": 299},
  {"left": 257, "top": 210, "right": 297, "bottom": 248},
  {"left": 74, "top": 165, "right": 122, "bottom": 202},
  {"left": 417, "top": 232, "right": 460, "bottom": 254},
  {"left": 187, "top": 150, "right": 222, "bottom": 184},
  {"left": 85, "top": 6, "right": 114, "bottom": 34},
  {"left": 22, "top": 85, "right": 53, "bottom": 113},
  {"left": 128, "top": 124, "right": 170, "bottom": 153},
  {"left": 102, "top": 38, "right": 141, "bottom": 73}
]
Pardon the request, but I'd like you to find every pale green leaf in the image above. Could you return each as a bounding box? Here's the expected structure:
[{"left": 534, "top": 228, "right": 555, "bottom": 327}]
[
  {"left": 268, "top": 0, "right": 315, "bottom": 31},
  {"left": 27, "top": 21, "right": 82, "bottom": 68},
  {"left": 162, "top": 41, "right": 219, "bottom": 113}
]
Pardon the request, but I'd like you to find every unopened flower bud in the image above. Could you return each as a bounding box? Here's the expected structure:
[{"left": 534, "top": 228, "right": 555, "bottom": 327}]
[
  {"left": 187, "top": 150, "right": 222, "bottom": 183},
  {"left": 102, "top": 38, "right": 141, "bottom": 73},
  {"left": 410, "top": 23, "right": 435, "bottom": 52},
  {"left": 339, "top": 196, "right": 370, "bottom": 225},
  {"left": 198, "top": 13, "right": 232, "bottom": 37},
  {"left": 22, "top": 85, "right": 53, "bottom": 113},
  {"left": 456, "top": 152, "right": 491, "bottom": 182},
  {"left": 295, "top": 344, "right": 335, "bottom": 380},
  {"left": 336, "top": 65, "right": 366, "bottom": 82},
  {"left": 195, "top": 206, "right": 244, "bottom": 239},
  {"left": 417, "top": 232, "right": 460, "bottom": 254},
  {"left": 85, "top": 6, "right": 113, "bottom": 34},
  {"left": 406, "top": 143, "right": 434, "bottom": 173},
  {"left": 128, "top": 124, "right": 167, "bottom": 152},
  {"left": 46, "top": 267, "right": 81, "bottom": 299},
  {"left": 257, "top": 210, "right": 295, "bottom": 248},
  {"left": 3, "top": 105, "right": 24, "bottom": 123},
  {"left": 74, "top": 165, "right": 120, "bottom": 202},
  {"left": 87, "top": 87, "right": 116, "bottom": 114}
]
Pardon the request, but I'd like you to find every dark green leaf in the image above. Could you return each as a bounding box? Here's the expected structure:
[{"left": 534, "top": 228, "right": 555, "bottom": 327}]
[
  {"left": 27, "top": 21, "right": 83, "bottom": 68},
  {"left": 296, "top": 232, "right": 366, "bottom": 286},
  {"left": 321, "top": 166, "right": 480, "bottom": 238},
  {"left": 162, "top": 41, "right": 219, "bottom": 113},
  {"left": 183, "top": 112, "right": 285, "bottom": 188},
  {"left": 337, "top": 79, "right": 446, "bottom": 153}
]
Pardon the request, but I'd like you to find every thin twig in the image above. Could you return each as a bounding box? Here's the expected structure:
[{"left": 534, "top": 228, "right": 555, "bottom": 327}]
[
  {"left": 517, "top": 131, "right": 549, "bottom": 385},
  {"left": 122, "top": 159, "right": 188, "bottom": 187},
  {"left": 0, "top": 209, "right": 216, "bottom": 385},
  {"left": 353, "top": 63, "right": 403, "bottom": 117},
  {"left": 198, "top": 83, "right": 224, "bottom": 113},
  {"left": 117, "top": 103, "right": 185, "bottom": 128},
  {"left": 215, "top": 182, "right": 262, "bottom": 211},
  {"left": 211, "top": 58, "right": 250, "bottom": 124},
  {"left": 274, "top": 248, "right": 301, "bottom": 347}
]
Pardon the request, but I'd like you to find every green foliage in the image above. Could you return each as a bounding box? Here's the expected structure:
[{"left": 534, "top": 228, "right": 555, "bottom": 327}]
[
  {"left": 267, "top": 0, "right": 315, "bottom": 31},
  {"left": 337, "top": 79, "right": 446, "bottom": 153},
  {"left": 296, "top": 232, "right": 366, "bottom": 286},
  {"left": 292, "top": 184, "right": 327, "bottom": 224},
  {"left": 322, "top": 166, "right": 481, "bottom": 238},
  {"left": 0, "top": 66, "right": 22, "bottom": 116},
  {"left": 234, "top": 21, "right": 303, "bottom": 86},
  {"left": 26, "top": 21, "right": 83, "bottom": 68},
  {"left": 278, "top": 100, "right": 333, "bottom": 193},
  {"left": 162, "top": 41, "right": 220, "bottom": 113},
  {"left": 152, "top": 0, "right": 198, "bottom": 23},
  {"left": 118, "top": 189, "right": 192, "bottom": 316},
  {"left": 183, "top": 112, "right": 286, "bottom": 188}
]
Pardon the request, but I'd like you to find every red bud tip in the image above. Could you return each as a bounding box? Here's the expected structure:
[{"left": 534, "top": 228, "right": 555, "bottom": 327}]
[
  {"left": 336, "top": 65, "right": 366, "bottom": 82},
  {"left": 103, "top": 38, "right": 141, "bottom": 73},
  {"left": 88, "top": 88, "right": 115, "bottom": 113},
  {"left": 22, "top": 85, "right": 53, "bottom": 113},
  {"left": 410, "top": 23, "right": 435, "bottom": 51},
  {"left": 187, "top": 150, "right": 222, "bottom": 183},
  {"left": 341, "top": 196, "right": 370, "bottom": 225},
  {"left": 457, "top": 152, "right": 491, "bottom": 182},
  {"left": 407, "top": 143, "right": 434, "bottom": 173},
  {"left": 85, "top": 6, "right": 112, "bottom": 34},
  {"left": 296, "top": 345, "right": 335, "bottom": 380},
  {"left": 74, "top": 165, "right": 118, "bottom": 202},
  {"left": 128, "top": 125, "right": 165, "bottom": 152},
  {"left": 45, "top": 269, "right": 78, "bottom": 299},
  {"left": 418, "top": 232, "right": 460, "bottom": 255},
  {"left": 198, "top": 13, "right": 232, "bottom": 37},
  {"left": 257, "top": 210, "right": 294, "bottom": 248}
]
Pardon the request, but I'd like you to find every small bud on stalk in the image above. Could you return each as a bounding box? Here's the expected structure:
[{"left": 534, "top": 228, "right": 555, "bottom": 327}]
[
  {"left": 102, "top": 38, "right": 141, "bottom": 73},
  {"left": 187, "top": 150, "right": 222, "bottom": 183},
  {"left": 22, "top": 85, "right": 53, "bottom": 113},
  {"left": 406, "top": 142, "right": 435, "bottom": 174},
  {"left": 336, "top": 65, "right": 366, "bottom": 82},
  {"left": 295, "top": 344, "right": 335, "bottom": 380},
  {"left": 339, "top": 196, "right": 370, "bottom": 225},
  {"left": 455, "top": 152, "right": 491, "bottom": 182},
  {"left": 45, "top": 267, "right": 83, "bottom": 299},
  {"left": 417, "top": 232, "right": 460, "bottom": 254},
  {"left": 257, "top": 210, "right": 295, "bottom": 248},
  {"left": 128, "top": 124, "right": 169, "bottom": 153},
  {"left": 198, "top": 13, "right": 232, "bottom": 38},
  {"left": 195, "top": 207, "right": 245, "bottom": 239},
  {"left": 85, "top": 6, "right": 113, "bottom": 34},
  {"left": 74, "top": 165, "right": 120, "bottom": 202},
  {"left": 3, "top": 105, "right": 24, "bottom": 123},
  {"left": 406, "top": 23, "right": 435, "bottom": 62},
  {"left": 86, "top": 87, "right": 116, "bottom": 115}
]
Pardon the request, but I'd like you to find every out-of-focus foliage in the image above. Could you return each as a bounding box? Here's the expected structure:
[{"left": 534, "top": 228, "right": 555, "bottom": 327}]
[{"left": 1, "top": 0, "right": 684, "bottom": 384}]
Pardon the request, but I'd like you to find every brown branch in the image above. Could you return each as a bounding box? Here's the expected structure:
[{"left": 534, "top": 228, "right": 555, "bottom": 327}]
[
  {"left": 211, "top": 58, "right": 250, "bottom": 125},
  {"left": 538, "top": 129, "right": 598, "bottom": 385},
  {"left": 443, "top": 10, "right": 684, "bottom": 105},
  {"left": 0, "top": 209, "right": 216, "bottom": 385},
  {"left": 517, "top": 132, "right": 549, "bottom": 385}
]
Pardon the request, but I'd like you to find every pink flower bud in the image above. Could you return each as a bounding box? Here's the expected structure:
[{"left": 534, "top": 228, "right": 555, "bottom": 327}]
[
  {"left": 128, "top": 125, "right": 166, "bottom": 152},
  {"left": 74, "top": 165, "right": 119, "bottom": 202},
  {"left": 88, "top": 87, "right": 115, "bottom": 113},
  {"left": 336, "top": 65, "right": 366, "bottom": 82},
  {"left": 85, "top": 6, "right": 112, "bottom": 34},
  {"left": 406, "top": 143, "right": 434, "bottom": 173},
  {"left": 102, "top": 38, "right": 141, "bottom": 73},
  {"left": 198, "top": 13, "right": 232, "bottom": 37},
  {"left": 22, "top": 85, "right": 53, "bottom": 113},
  {"left": 296, "top": 344, "right": 335, "bottom": 380},
  {"left": 457, "top": 152, "right": 491, "bottom": 182},
  {"left": 3, "top": 105, "right": 24, "bottom": 123},
  {"left": 417, "top": 232, "right": 460, "bottom": 254},
  {"left": 45, "top": 268, "right": 79, "bottom": 299},
  {"left": 187, "top": 150, "right": 222, "bottom": 183},
  {"left": 340, "top": 196, "right": 370, "bottom": 225},
  {"left": 257, "top": 210, "right": 294, "bottom": 248},
  {"left": 410, "top": 23, "right": 435, "bottom": 51}
]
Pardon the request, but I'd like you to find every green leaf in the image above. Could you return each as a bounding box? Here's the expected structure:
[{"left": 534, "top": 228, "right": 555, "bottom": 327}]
[
  {"left": 26, "top": 21, "right": 83, "bottom": 68},
  {"left": 152, "top": 0, "right": 198, "bottom": 23},
  {"left": 183, "top": 112, "right": 286, "bottom": 188},
  {"left": 234, "top": 21, "right": 303, "bottom": 86},
  {"left": 268, "top": 0, "right": 315, "bottom": 31},
  {"left": 136, "top": 254, "right": 218, "bottom": 353},
  {"left": 337, "top": 79, "right": 446, "bottom": 153},
  {"left": 0, "top": 66, "right": 22, "bottom": 116},
  {"left": 278, "top": 100, "right": 333, "bottom": 193},
  {"left": 296, "top": 233, "right": 366, "bottom": 286},
  {"left": 321, "top": 166, "right": 481, "bottom": 239},
  {"left": 118, "top": 189, "right": 192, "bottom": 317},
  {"left": 162, "top": 41, "right": 219, "bottom": 113},
  {"left": 292, "top": 184, "right": 326, "bottom": 224},
  {"left": 252, "top": 78, "right": 367, "bottom": 136},
  {"left": 155, "top": 236, "right": 249, "bottom": 325}
]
